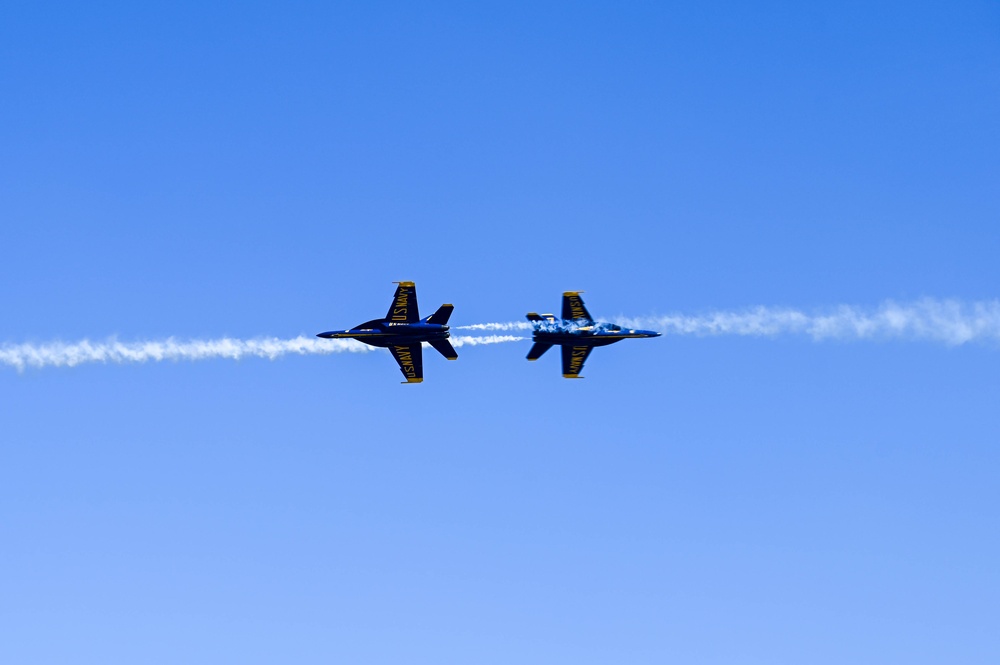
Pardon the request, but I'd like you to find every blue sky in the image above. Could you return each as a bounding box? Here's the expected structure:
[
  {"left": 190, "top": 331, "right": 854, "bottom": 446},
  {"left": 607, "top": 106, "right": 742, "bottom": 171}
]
[{"left": 2, "top": 2, "right": 999, "bottom": 663}]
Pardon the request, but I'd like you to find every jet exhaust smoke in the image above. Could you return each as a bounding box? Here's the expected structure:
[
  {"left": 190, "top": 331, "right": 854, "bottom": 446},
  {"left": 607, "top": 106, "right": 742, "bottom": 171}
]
[
  {"left": 5, "top": 299, "right": 996, "bottom": 372},
  {"left": 450, "top": 335, "right": 525, "bottom": 347},
  {"left": 455, "top": 322, "right": 534, "bottom": 332},
  {"left": 0, "top": 334, "right": 525, "bottom": 371},
  {"left": 457, "top": 299, "right": 1000, "bottom": 346},
  {"left": 618, "top": 299, "right": 1000, "bottom": 345}
]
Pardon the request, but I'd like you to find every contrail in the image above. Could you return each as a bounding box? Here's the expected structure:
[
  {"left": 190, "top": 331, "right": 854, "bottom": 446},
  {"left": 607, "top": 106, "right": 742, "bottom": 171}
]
[
  {"left": 0, "top": 334, "right": 525, "bottom": 371},
  {"left": 450, "top": 335, "right": 525, "bottom": 346},
  {"left": 455, "top": 322, "right": 534, "bottom": 332},
  {"left": 623, "top": 299, "right": 1000, "bottom": 345},
  {"left": 459, "top": 299, "right": 1000, "bottom": 346},
  {"left": 6, "top": 298, "right": 996, "bottom": 371}
]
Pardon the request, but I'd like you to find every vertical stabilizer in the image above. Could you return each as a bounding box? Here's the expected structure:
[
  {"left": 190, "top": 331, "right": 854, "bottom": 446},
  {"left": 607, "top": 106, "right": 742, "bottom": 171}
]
[{"left": 425, "top": 304, "right": 454, "bottom": 325}]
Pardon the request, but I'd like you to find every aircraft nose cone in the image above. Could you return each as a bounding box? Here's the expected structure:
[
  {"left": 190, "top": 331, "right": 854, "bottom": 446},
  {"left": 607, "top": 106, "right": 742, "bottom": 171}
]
[{"left": 316, "top": 331, "right": 337, "bottom": 339}]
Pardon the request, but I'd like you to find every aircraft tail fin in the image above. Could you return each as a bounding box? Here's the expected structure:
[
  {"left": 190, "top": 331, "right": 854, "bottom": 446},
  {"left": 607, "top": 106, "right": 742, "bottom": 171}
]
[
  {"left": 526, "top": 342, "right": 553, "bottom": 361},
  {"left": 425, "top": 304, "right": 454, "bottom": 325},
  {"left": 428, "top": 338, "right": 458, "bottom": 360}
]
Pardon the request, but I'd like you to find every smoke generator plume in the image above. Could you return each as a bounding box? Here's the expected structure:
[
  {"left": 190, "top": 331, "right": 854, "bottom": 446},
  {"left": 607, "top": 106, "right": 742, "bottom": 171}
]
[
  {"left": 0, "top": 335, "right": 524, "bottom": 371},
  {"left": 619, "top": 299, "right": 1000, "bottom": 345},
  {"left": 4, "top": 299, "right": 997, "bottom": 372},
  {"left": 459, "top": 299, "right": 1000, "bottom": 345},
  {"left": 455, "top": 322, "right": 534, "bottom": 332}
]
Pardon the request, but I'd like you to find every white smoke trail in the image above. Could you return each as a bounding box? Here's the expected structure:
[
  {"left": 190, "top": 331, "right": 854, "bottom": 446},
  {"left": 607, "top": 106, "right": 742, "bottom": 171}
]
[
  {"left": 0, "top": 334, "right": 525, "bottom": 371},
  {"left": 618, "top": 299, "right": 1000, "bottom": 345},
  {"left": 457, "top": 299, "right": 1000, "bottom": 346},
  {"left": 6, "top": 298, "right": 995, "bottom": 371},
  {"left": 454, "top": 322, "right": 534, "bottom": 332},
  {"left": 449, "top": 335, "right": 525, "bottom": 346}
]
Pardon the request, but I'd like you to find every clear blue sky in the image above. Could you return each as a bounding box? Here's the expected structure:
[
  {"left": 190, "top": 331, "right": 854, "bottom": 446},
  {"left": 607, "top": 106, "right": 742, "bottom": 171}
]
[{"left": 2, "top": 2, "right": 999, "bottom": 663}]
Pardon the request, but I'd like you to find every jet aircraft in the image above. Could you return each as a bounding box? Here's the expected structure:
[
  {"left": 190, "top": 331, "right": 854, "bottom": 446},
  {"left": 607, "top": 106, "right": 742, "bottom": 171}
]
[
  {"left": 526, "top": 292, "right": 660, "bottom": 378},
  {"left": 316, "top": 282, "right": 456, "bottom": 383}
]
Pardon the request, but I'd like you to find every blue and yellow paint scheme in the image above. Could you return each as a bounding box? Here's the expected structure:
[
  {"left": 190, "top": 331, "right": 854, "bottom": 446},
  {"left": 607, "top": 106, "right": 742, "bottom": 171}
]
[
  {"left": 316, "top": 282, "right": 457, "bottom": 383},
  {"left": 526, "top": 291, "right": 660, "bottom": 378}
]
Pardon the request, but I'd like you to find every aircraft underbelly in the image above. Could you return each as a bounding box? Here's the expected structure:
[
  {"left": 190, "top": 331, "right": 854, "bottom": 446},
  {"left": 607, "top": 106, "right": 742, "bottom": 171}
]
[
  {"left": 351, "top": 332, "right": 450, "bottom": 347},
  {"left": 533, "top": 333, "right": 622, "bottom": 347}
]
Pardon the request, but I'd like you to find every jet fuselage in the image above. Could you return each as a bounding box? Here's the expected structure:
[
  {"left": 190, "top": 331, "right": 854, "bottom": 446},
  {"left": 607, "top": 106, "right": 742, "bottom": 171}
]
[
  {"left": 531, "top": 325, "right": 660, "bottom": 347},
  {"left": 317, "top": 320, "right": 450, "bottom": 348},
  {"left": 316, "top": 282, "right": 456, "bottom": 383},
  {"left": 525, "top": 291, "right": 660, "bottom": 377}
]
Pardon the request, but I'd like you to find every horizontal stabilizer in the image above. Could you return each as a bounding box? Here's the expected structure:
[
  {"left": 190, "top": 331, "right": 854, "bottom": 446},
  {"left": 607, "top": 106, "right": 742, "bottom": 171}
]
[
  {"left": 526, "top": 342, "right": 553, "bottom": 361},
  {"left": 426, "top": 304, "right": 454, "bottom": 325},
  {"left": 428, "top": 338, "right": 458, "bottom": 360}
]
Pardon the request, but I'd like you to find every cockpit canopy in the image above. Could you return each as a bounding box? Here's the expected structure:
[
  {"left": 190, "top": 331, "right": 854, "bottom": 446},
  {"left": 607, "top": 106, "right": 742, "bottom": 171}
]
[{"left": 353, "top": 319, "right": 387, "bottom": 331}]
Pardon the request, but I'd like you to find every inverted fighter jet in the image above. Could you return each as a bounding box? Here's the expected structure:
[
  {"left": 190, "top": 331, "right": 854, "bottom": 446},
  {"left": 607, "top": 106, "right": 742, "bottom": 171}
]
[
  {"left": 526, "top": 292, "right": 660, "bottom": 378},
  {"left": 317, "top": 282, "right": 456, "bottom": 383}
]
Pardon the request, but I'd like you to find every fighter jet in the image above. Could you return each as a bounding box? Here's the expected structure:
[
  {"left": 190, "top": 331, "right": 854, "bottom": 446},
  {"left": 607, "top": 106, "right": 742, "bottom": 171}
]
[
  {"left": 526, "top": 292, "right": 660, "bottom": 378},
  {"left": 316, "top": 282, "right": 456, "bottom": 383}
]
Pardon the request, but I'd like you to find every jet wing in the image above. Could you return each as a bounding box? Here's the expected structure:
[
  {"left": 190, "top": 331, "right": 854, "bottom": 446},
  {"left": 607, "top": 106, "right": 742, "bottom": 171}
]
[
  {"left": 562, "top": 292, "right": 593, "bottom": 323},
  {"left": 385, "top": 281, "right": 419, "bottom": 323},
  {"left": 561, "top": 344, "right": 593, "bottom": 378},
  {"left": 389, "top": 343, "right": 423, "bottom": 383}
]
